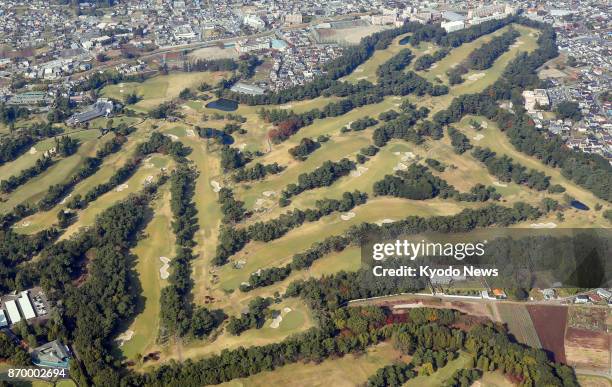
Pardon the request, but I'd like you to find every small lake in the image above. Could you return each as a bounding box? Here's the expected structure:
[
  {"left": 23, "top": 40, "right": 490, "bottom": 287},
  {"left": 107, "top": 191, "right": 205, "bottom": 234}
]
[
  {"left": 205, "top": 98, "right": 238, "bottom": 112},
  {"left": 198, "top": 127, "right": 234, "bottom": 145},
  {"left": 399, "top": 36, "right": 411, "bottom": 45},
  {"left": 570, "top": 200, "right": 589, "bottom": 211}
]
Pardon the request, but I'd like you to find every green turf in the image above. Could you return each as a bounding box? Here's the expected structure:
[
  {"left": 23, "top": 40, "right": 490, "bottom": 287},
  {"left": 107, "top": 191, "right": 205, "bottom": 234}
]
[{"left": 403, "top": 352, "right": 472, "bottom": 387}]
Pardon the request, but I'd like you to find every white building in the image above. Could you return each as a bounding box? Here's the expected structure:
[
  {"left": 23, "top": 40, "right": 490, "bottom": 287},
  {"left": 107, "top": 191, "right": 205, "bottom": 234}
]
[
  {"left": 173, "top": 25, "right": 197, "bottom": 40},
  {"left": 523, "top": 89, "right": 550, "bottom": 113},
  {"left": 243, "top": 14, "right": 265, "bottom": 30},
  {"left": 5, "top": 300, "right": 21, "bottom": 324},
  {"left": 18, "top": 291, "right": 36, "bottom": 320},
  {"left": 442, "top": 20, "right": 466, "bottom": 32},
  {"left": 284, "top": 14, "right": 302, "bottom": 25},
  {"left": 468, "top": 4, "right": 515, "bottom": 25},
  {"left": 235, "top": 38, "right": 270, "bottom": 53}
]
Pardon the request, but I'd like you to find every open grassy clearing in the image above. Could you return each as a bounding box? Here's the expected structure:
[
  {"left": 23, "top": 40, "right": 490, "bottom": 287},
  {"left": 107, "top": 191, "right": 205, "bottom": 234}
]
[
  {"left": 117, "top": 186, "right": 175, "bottom": 361},
  {"left": 59, "top": 154, "right": 171, "bottom": 240},
  {"left": 215, "top": 197, "right": 471, "bottom": 292},
  {"left": 101, "top": 71, "right": 228, "bottom": 112},
  {"left": 211, "top": 247, "right": 361, "bottom": 316},
  {"left": 218, "top": 342, "right": 402, "bottom": 387},
  {"left": 342, "top": 32, "right": 435, "bottom": 84},
  {"left": 148, "top": 297, "right": 314, "bottom": 367},
  {"left": 0, "top": 130, "right": 103, "bottom": 213},
  {"left": 14, "top": 124, "right": 154, "bottom": 234},
  {"left": 0, "top": 128, "right": 100, "bottom": 181},
  {"left": 457, "top": 115, "right": 610, "bottom": 227},
  {"left": 577, "top": 375, "right": 612, "bottom": 387},
  {"left": 478, "top": 371, "right": 516, "bottom": 387},
  {"left": 403, "top": 352, "right": 473, "bottom": 387}
]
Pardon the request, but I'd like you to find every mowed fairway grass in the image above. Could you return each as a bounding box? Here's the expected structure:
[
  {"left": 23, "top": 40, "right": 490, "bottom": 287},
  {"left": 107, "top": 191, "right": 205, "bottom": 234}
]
[
  {"left": 155, "top": 298, "right": 314, "bottom": 365},
  {"left": 119, "top": 187, "right": 175, "bottom": 361},
  {"left": 404, "top": 352, "right": 473, "bottom": 387},
  {"left": 15, "top": 124, "right": 156, "bottom": 234},
  {"left": 216, "top": 197, "right": 470, "bottom": 291},
  {"left": 0, "top": 129, "right": 102, "bottom": 213},
  {"left": 101, "top": 71, "right": 228, "bottom": 112},
  {"left": 218, "top": 342, "right": 402, "bottom": 387}
]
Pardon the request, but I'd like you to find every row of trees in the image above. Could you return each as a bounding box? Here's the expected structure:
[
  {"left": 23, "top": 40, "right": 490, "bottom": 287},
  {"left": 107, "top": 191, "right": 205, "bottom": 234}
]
[
  {"left": 0, "top": 123, "right": 62, "bottom": 166},
  {"left": 0, "top": 156, "right": 54, "bottom": 193},
  {"left": 414, "top": 48, "right": 450, "bottom": 71},
  {"left": 233, "top": 162, "right": 284, "bottom": 182},
  {"left": 289, "top": 137, "right": 321, "bottom": 160},
  {"left": 280, "top": 158, "right": 356, "bottom": 203},
  {"left": 466, "top": 28, "right": 520, "bottom": 70}
]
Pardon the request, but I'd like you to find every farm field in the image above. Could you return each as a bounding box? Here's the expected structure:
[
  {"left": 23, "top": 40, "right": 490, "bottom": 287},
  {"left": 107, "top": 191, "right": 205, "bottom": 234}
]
[
  {"left": 495, "top": 304, "right": 541, "bottom": 349},
  {"left": 527, "top": 305, "right": 568, "bottom": 363},
  {"left": 217, "top": 342, "right": 402, "bottom": 387}
]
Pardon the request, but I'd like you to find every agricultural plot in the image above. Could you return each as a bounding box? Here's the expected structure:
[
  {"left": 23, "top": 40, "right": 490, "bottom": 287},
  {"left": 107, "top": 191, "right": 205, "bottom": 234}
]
[
  {"left": 495, "top": 304, "right": 541, "bottom": 349},
  {"left": 527, "top": 305, "right": 568, "bottom": 363},
  {"left": 565, "top": 306, "right": 611, "bottom": 370}
]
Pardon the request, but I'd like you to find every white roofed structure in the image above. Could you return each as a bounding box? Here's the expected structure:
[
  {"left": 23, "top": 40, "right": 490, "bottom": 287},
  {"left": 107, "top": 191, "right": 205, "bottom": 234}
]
[
  {"left": 5, "top": 300, "right": 21, "bottom": 324},
  {"left": 18, "top": 291, "right": 36, "bottom": 320},
  {"left": 0, "top": 310, "right": 7, "bottom": 327}
]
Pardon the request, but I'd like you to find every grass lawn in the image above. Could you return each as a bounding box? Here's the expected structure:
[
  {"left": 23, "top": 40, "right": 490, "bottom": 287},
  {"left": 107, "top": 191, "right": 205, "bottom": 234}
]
[
  {"left": 215, "top": 196, "right": 471, "bottom": 292},
  {"left": 404, "top": 352, "right": 473, "bottom": 387},
  {"left": 101, "top": 71, "right": 228, "bottom": 112},
  {"left": 150, "top": 298, "right": 314, "bottom": 366},
  {"left": 0, "top": 130, "right": 102, "bottom": 213},
  {"left": 219, "top": 342, "right": 402, "bottom": 387},
  {"left": 577, "top": 375, "right": 612, "bottom": 387},
  {"left": 118, "top": 186, "right": 175, "bottom": 361},
  {"left": 15, "top": 124, "right": 154, "bottom": 234},
  {"left": 479, "top": 371, "right": 516, "bottom": 387}
]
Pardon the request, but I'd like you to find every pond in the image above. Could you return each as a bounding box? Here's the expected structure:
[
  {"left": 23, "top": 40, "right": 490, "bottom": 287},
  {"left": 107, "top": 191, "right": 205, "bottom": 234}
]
[
  {"left": 198, "top": 127, "right": 234, "bottom": 145},
  {"left": 205, "top": 98, "right": 238, "bottom": 112},
  {"left": 570, "top": 200, "right": 589, "bottom": 211},
  {"left": 399, "top": 36, "right": 411, "bottom": 45}
]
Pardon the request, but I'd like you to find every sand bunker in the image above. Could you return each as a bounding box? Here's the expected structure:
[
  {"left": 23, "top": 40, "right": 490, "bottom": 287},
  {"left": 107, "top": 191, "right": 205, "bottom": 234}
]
[
  {"left": 115, "top": 330, "right": 134, "bottom": 347},
  {"left": 283, "top": 307, "right": 292, "bottom": 313},
  {"left": 238, "top": 143, "right": 247, "bottom": 150},
  {"left": 481, "top": 121, "right": 488, "bottom": 128},
  {"left": 340, "top": 211, "right": 356, "bottom": 221},
  {"left": 510, "top": 40, "right": 524, "bottom": 48},
  {"left": 356, "top": 76, "right": 368, "bottom": 80},
  {"left": 210, "top": 180, "right": 221, "bottom": 193},
  {"left": 354, "top": 68, "right": 364, "bottom": 73},
  {"left": 270, "top": 314, "right": 283, "bottom": 328},
  {"left": 59, "top": 193, "right": 72, "bottom": 205},
  {"left": 393, "top": 162, "right": 408, "bottom": 171},
  {"left": 29, "top": 147, "right": 37, "bottom": 155},
  {"left": 376, "top": 218, "right": 395, "bottom": 226},
  {"left": 350, "top": 166, "right": 369, "bottom": 177},
  {"left": 393, "top": 152, "right": 401, "bottom": 156},
  {"left": 280, "top": 104, "right": 293, "bottom": 109},
  {"left": 20, "top": 221, "right": 30, "bottom": 228},
  {"left": 262, "top": 190, "right": 276, "bottom": 197},
  {"left": 144, "top": 175, "right": 154, "bottom": 185},
  {"left": 186, "top": 129, "right": 196, "bottom": 137},
  {"left": 467, "top": 73, "right": 486, "bottom": 81},
  {"left": 530, "top": 222, "right": 557, "bottom": 229},
  {"left": 400, "top": 152, "right": 415, "bottom": 162},
  {"left": 430, "top": 63, "right": 438, "bottom": 69},
  {"left": 254, "top": 198, "right": 268, "bottom": 210},
  {"left": 493, "top": 181, "right": 508, "bottom": 187},
  {"left": 168, "top": 134, "right": 179, "bottom": 141},
  {"left": 473, "top": 134, "right": 484, "bottom": 141},
  {"left": 159, "top": 256, "right": 170, "bottom": 279},
  {"left": 115, "top": 183, "right": 129, "bottom": 192}
]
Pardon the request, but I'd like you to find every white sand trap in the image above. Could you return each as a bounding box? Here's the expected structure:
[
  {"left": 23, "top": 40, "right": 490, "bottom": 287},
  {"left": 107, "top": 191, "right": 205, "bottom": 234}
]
[
  {"left": 280, "top": 104, "right": 293, "bottom": 109},
  {"left": 186, "top": 129, "right": 196, "bottom": 137},
  {"left": 400, "top": 152, "right": 415, "bottom": 162},
  {"left": 510, "top": 40, "right": 524, "bottom": 48},
  {"left": 182, "top": 105, "right": 190, "bottom": 109},
  {"left": 59, "top": 193, "right": 72, "bottom": 205},
  {"left": 144, "top": 175, "right": 154, "bottom": 185},
  {"left": 430, "top": 63, "right": 438, "bottom": 69},
  {"left": 473, "top": 134, "right": 484, "bottom": 141},
  {"left": 29, "top": 147, "right": 37, "bottom": 155},
  {"left": 20, "top": 221, "right": 30, "bottom": 228},
  {"left": 481, "top": 121, "right": 488, "bottom": 128},
  {"left": 340, "top": 211, "right": 356, "bottom": 221},
  {"left": 354, "top": 68, "right": 364, "bottom": 73},
  {"left": 238, "top": 143, "right": 247, "bottom": 150},
  {"left": 467, "top": 73, "right": 486, "bottom": 81},
  {"left": 159, "top": 256, "right": 170, "bottom": 279},
  {"left": 530, "top": 222, "right": 557, "bottom": 229},
  {"left": 270, "top": 314, "right": 283, "bottom": 329},
  {"left": 116, "top": 330, "right": 134, "bottom": 347},
  {"left": 493, "top": 181, "right": 508, "bottom": 187},
  {"left": 393, "top": 152, "right": 401, "bottom": 156},
  {"left": 168, "top": 134, "right": 179, "bottom": 141},
  {"left": 143, "top": 162, "right": 154, "bottom": 169},
  {"left": 254, "top": 198, "right": 268, "bottom": 210},
  {"left": 115, "top": 183, "right": 129, "bottom": 192},
  {"left": 119, "top": 83, "right": 125, "bottom": 87},
  {"left": 210, "top": 180, "right": 221, "bottom": 193},
  {"left": 283, "top": 307, "right": 292, "bottom": 313},
  {"left": 356, "top": 76, "right": 368, "bottom": 80},
  {"left": 262, "top": 190, "right": 276, "bottom": 197},
  {"left": 393, "top": 162, "right": 408, "bottom": 171},
  {"left": 351, "top": 166, "right": 369, "bottom": 177},
  {"left": 376, "top": 218, "right": 395, "bottom": 226}
]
